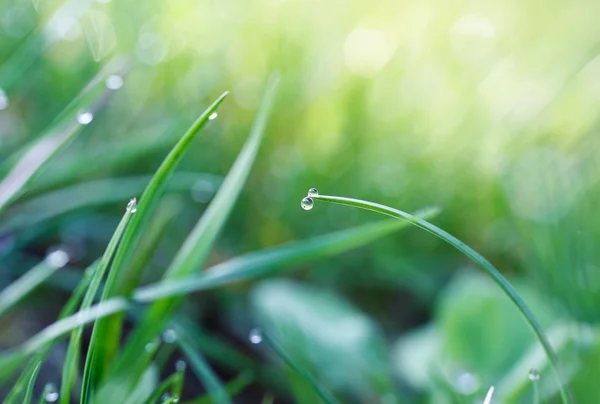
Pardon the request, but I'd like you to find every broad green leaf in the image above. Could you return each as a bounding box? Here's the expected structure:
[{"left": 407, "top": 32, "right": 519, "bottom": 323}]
[
  {"left": 94, "top": 75, "right": 279, "bottom": 401},
  {"left": 87, "top": 91, "right": 229, "bottom": 389},
  {"left": 309, "top": 193, "right": 572, "bottom": 404}
]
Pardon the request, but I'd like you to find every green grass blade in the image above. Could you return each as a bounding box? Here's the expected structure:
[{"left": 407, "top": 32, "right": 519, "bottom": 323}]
[
  {"left": 95, "top": 74, "right": 279, "bottom": 400},
  {"left": 0, "top": 258, "right": 65, "bottom": 318},
  {"left": 308, "top": 193, "right": 572, "bottom": 404},
  {"left": 4, "top": 263, "right": 95, "bottom": 402},
  {"left": 22, "top": 361, "right": 42, "bottom": 404},
  {"left": 141, "top": 371, "right": 183, "bottom": 404},
  {"left": 0, "top": 207, "right": 436, "bottom": 378},
  {"left": 87, "top": 91, "right": 229, "bottom": 387},
  {"left": 62, "top": 199, "right": 136, "bottom": 404},
  {"left": 259, "top": 331, "right": 339, "bottom": 404},
  {"left": 178, "top": 336, "right": 231, "bottom": 404},
  {"left": 0, "top": 62, "right": 123, "bottom": 216},
  {"left": 185, "top": 371, "right": 254, "bottom": 404},
  {"left": 0, "top": 173, "right": 219, "bottom": 234}
]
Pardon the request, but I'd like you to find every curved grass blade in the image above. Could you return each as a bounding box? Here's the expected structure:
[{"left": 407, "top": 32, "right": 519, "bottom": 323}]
[
  {"left": 185, "top": 371, "right": 254, "bottom": 404},
  {"left": 3, "top": 264, "right": 95, "bottom": 402},
  {"left": 178, "top": 336, "right": 231, "bottom": 404},
  {"left": 87, "top": 91, "right": 229, "bottom": 389},
  {"left": 94, "top": 74, "right": 280, "bottom": 401},
  {"left": 0, "top": 208, "right": 437, "bottom": 379},
  {"left": 0, "top": 173, "right": 220, "bottom": 235},
  {"left": 22, "top": 361, "right": 42, "bottom": 404},
  {"left": 61, "top": 200, "right": 136, "bottom": 404},
  {"left": 260, "top": 331, "right": 339, "bottom": 404},
  {"left": 0, "top": 259, "right": 63, "bottom": 318},
  {"left": 141, "top": 371, "right": 184, "bottom": 404},
  {"left": 308, "top": 193, "right": 572, "bottom": 404}
]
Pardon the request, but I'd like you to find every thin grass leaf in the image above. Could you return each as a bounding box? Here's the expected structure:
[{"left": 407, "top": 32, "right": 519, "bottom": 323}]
[
  {"left": 141, "top": 367, "right": 185, "bottom": 404},
  {"left": 87, "top": 91, "right": 229, "bottom": 389},
  {"left": 186, "top": 371, "right": 254, "bottom": 404},
  {"left": 308, "top": 193, "right": 572, "bottom": 404},
  {"left": 178, "top": 336, "right": 231, "bottom": 404},
  {"left": 0, "top": 56, "right": 128, "bottom": 216},
  {"left": 0, "top": 208, "right": 437, "bottom": 379},
  {"left": 0, "top": 259, "right": 64, "bottom": 318},
  {"left": 3, "top": 264, "right": 95, "bottom": 402},
  {"left": 260, "top": 331, "right": 339, "bottom": 404},
  {"left": 22, "top": 361, "right": 41, "bottom": 404},
  {"left": 0, "top": 173, "right": 219, "bottom": 234},
  {"left": 95, "top": 74, "right": 280, "bottom": 401},
  {"left": 61, "top": 199, "right": 136, "bottom": 404}
]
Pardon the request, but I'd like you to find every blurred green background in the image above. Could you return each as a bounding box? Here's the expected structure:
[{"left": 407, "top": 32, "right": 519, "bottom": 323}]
[{"left": 1, "top": 0, "right": 600, "bottom": 402}]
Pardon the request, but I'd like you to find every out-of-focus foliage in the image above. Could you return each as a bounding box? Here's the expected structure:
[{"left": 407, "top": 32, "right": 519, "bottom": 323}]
[{"left": 1, "top": 0, "right": 600, "bottom": 402}]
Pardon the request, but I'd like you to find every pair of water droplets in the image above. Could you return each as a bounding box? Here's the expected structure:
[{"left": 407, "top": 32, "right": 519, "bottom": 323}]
[{"left": 300, "top": 188, "right": 319, "bottom": 210}]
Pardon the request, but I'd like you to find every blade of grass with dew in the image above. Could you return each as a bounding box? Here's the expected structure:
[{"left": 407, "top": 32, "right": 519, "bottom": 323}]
[
  {"left": 22, "top": 361, "right": 41, "bottom": 404},
  {"left": 94, "top": 75, "right": 280, "bottom": 401},
  {"left": 4, "top": 263, "right": 95, "bottom": 402},
  {"left": 0, "top": 63, "right": 124, "bottom": 216},
  {"left": 0, "top": 173, "right": 219, "bottom": 235},
  {"left": 260, "top": 331, "right": 339, "bottom": 404},
  {"left": 0, "top": 259, "right": 63, "bottom": 318},
  {"left": 0, "top": 207, "right": 438, "bottom": 378},
  {"left": 141, "top": 368, "right": 185, "bottom": 404},
  {"left": 61, "top": 199, "right": 136, "bottom": 404},
  {"left": 178, "top": 336, "right": 231, "bottom": 404},
  {"left": 186, "top": 371, "right": 254, "bottom": 404},
  {"left": 86, "top": 92, "right": 229, "bottom": 390},
  {"left": 308, "top": 193, "right": 572, "bottom": 404}
]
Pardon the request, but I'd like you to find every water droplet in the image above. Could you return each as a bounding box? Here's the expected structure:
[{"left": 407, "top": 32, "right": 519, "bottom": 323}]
[
  {"left": 76, "top": 109, "right": 93, "bottom": 125},
  {"left": 46, "top": 248, "right": 69, "bottom": 268},
  {"left": 175, "top": 359, "right": 187, "bottom": 371},
  {"left": 145, "top": 337, "right": 160, "bottom": 353},
  {"left": 44, "top": 383, "right": 59, "bottom": 402},
  {"left": 105, "top": 75, "right": 123, "bottom": 90},
  {"left": 0, "top": 89, "right": 9, "bottom": 110},
  {"left": 162, "top": 328, "right": 178, "bottom": 344},
  {"left": 454, "top": 371, "right": 480, "bottom": 395},
  {"left": 528, "top": 368, "right": 540, "bottom": 381},
  {"left": 307, "top": 188, "right": 319, "bottom": 197},
  {"left": 248, "top": 328, "right": 263, "bottom": 344},
  {"left": 209, "top": 112, "right": 218, "bottom": 120},
  {"left": 127, "top": 198, "right": 138, "bottom": 213},
  {"left": 172, "top": 395, "right": 180, "bottom": 403},
  {"left": 160, "top": 393, "right": 171, "bottom": 403},
  {"left": 300, "top": 197, "right": 314, "bottom": 211}
]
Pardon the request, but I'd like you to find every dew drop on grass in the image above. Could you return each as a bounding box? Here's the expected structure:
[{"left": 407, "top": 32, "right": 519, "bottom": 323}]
[
  {"left": 248, "top": 328, "right": 263, "bottom": 344},
  {"left": 76, "top": 109, "right": 93, "bottom": 125},
  {"left": 175, "top": 359, "right": 187, "bottom": 371},
  {"left": 0, "top": 89, "right": 8, "bottom": 110},
  {"left": 127, "top": 198, "right": 138, "bottom": 213},
  {"left": 307, "top": 188, "right": 318, "bottom": 197},
  {"left": 162, "top": 328, "right": 178, "bottom": 343},
  {"left": 105, "top": 74, "right": 123, "bottom": 90},
  {"left": 209, "top": 112, "right": 218, "bottom": 120},
  {"left": 44, "top": 383, "right": 59, "bottom": 402},
  {"left": 300, "top": 197, "right": 314, "bottom": 210},
  {"left": 172, "top": 395, "right": 180, "bottom": 403},
  {"left": 145, "top": 337, "right": 160, "bottom": 353},
  {"left": 160, "top": 393, "right": 171, "bottom": 403},
  {"left": 46, "top": 248, "right": 69, "bottom": 268},
  {"left": 528, "top": 368, "right": 540, "bottom": 381}
]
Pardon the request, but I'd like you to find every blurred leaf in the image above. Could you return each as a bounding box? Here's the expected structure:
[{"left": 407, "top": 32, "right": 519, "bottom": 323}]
[{"left": 23, "top": 361, "right": 41, "bottom": 404}]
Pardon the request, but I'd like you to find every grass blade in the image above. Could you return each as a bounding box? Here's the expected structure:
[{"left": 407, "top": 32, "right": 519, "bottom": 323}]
[
  {"left": 141, "top": 371, "right": 184, "bottom": 404},
  {"left": 0, "top": 173, "right": 219, "bottom": 235},
  {"left": 62, "top": 199, "right": 136, "bottom": 404},
  {"left": 0, "top": 257, "right": 66, "bottom": 318},
  {"left": 259, "top": 331, "right": 339, "bottom": 404},
  {"left": 87, "top": 91, "right": 229, "bottom": 388},
  {"left": 186, "top": 371, "right": 254, "bottom": 404},
  {"left": 308, "top": 193, "right": 571, "bottom": 404},
  {"left": 0, "top": 207, "right": 437, "bottom": 379},
  {"left": 95, "top": 74, "right": 280, "bottom": 400},
  {"left": 178, "top": 336, "right": 231, "bottom": 404},
  {"left": 22, "top": 361, "right": 42, "bottom": 404}
]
